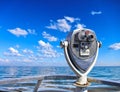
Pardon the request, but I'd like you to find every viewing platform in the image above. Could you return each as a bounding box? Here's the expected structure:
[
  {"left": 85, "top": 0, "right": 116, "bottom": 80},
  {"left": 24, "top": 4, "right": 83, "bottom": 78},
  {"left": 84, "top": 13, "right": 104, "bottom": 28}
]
[{"left": 0, "top": 75, "right": 119, "bottom": 92}]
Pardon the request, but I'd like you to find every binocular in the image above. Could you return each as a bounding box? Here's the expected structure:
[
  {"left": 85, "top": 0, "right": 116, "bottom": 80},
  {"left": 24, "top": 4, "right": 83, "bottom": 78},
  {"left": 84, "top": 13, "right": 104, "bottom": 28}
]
[{"left": 60, "top": 28, "right": 101, "bottom": 86}]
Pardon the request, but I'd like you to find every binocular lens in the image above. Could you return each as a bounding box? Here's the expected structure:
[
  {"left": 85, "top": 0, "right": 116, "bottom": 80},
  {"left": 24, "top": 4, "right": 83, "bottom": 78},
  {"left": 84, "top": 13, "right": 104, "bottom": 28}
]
[{"left": 88, "top": 35, "right": 94, "bottom": 41}]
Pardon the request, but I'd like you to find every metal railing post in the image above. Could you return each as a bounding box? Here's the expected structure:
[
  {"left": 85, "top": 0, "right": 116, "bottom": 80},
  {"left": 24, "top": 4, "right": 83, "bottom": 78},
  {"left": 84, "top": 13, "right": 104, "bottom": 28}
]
[{"left": 33, "top": 80, "right": 43, "bottom": 92}]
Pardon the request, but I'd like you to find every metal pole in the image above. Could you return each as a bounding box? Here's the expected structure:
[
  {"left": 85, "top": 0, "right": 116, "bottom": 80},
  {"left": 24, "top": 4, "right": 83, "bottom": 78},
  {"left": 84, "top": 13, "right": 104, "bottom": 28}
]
[
  {"left": 75, "top": 87, "right": 88, "bottom": 92},
  {"left": 33, "top": 80, "right": 43, "bottom": 92},
  {"left": 74, "top": 76, "right": 89, "bottom": 92}
]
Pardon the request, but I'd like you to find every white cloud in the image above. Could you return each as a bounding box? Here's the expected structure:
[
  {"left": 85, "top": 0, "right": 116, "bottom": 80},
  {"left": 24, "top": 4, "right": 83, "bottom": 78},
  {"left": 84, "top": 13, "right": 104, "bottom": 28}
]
[
  {"left": 41, "top": 48, "right": 57, "bottom": 58},
  {"left": 46, "top": 16, "right": 83, "bottom": 32},
  {"left": 91, "top": 11, "right": 102, "bottom": 15},
  {"left": 46, "top": 20, "right": 57, "bottom": 30},
  {"left": 109, "top": 43, "right": 120, "bottom": 50},
  {"left": 64, "top": 16, "right": 80, "bottom": 23},
  {"left": 64, "top": 16, "right": 75, "bottom": 23},
  {"left": 0, "top": 58, "right": 9, "bottom": 62},
  {"left": 42, "top": 31, "right": 58, "bottom": 41},
  {"left": 75, "top": 24, "right": 86, "bottom": 30},
  {"left": 4, "top": 47, "right": 22, "bottom": 56},
  {"left": 57, "top": 19, "right": 71, "bottom": 32},
  {"left": 28, "top": 29, "right": 36, "bottom": 35},
  {"left": 8, "top": 28, "right": 28, "bottom": 37},
  {"left": 38, "top": 40, "right": 62, "bottom": 58},
  {"left": 23, "top": 58, "right": 32, "bottom": 62},
  {"left": 22, "top": 49, "right": 34, "bottom": 54},
  {"left": 28, "top": 55, "right": 38, "bottom": 61},
  {"left": 9, "top": 47, "right": 18, "bottom": 53},
  {"left": 38, "top": 40, "right": 52, "bottom": 48},
  {"left": 47, "top": 18, "right": 71, "bottom": 32},
  {"left": 8, "top": 28, "right": 36, "bottom": 37}
]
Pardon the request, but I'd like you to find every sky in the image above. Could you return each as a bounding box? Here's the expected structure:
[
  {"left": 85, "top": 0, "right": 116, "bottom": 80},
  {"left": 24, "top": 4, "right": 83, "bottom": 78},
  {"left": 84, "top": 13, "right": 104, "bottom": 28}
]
[{"left": 0, "top": 0, "right": 120, "bottom": 66}]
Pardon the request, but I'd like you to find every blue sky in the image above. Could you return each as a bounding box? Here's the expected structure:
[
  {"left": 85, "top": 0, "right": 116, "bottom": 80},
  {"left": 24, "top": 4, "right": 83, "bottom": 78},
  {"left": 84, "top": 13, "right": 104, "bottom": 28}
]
[{"left": 0, "top": 0, "right": 120, "bottom": 66}]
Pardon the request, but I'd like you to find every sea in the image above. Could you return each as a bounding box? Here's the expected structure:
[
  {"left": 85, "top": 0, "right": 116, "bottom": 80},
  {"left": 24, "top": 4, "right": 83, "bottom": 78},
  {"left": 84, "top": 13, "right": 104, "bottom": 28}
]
[
  {"left": 0, "top": 66, "right": 120, "bottom": 91},
  {"left": 0, "top": 66, "right": 120, "bottom": 80}
]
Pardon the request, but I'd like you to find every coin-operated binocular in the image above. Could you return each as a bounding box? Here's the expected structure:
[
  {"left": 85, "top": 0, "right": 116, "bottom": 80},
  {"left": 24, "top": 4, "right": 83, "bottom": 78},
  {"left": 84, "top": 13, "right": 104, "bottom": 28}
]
[{"left": 60, "top": 28, "right": 101, "bottom": 88}]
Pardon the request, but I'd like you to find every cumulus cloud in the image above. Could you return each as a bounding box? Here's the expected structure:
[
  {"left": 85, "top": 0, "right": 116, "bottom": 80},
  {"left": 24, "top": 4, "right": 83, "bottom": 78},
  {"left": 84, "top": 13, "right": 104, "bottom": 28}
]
[
  {"left": 28, "top": 55, "right": 38, "bottom": 61},
  {"left": 91, "top": 11, "right": 102, "bottom": 15},
  {"left": 42, "top": 31, "right": 58, "bottom": 41},
  {"left": 38, "top": 40, "right": 52, "bottom": 48},
  {"left": 22, "top": 49, "right": 34, "bottom": 54},
  {"left": 1, "top": 42, "right": 63, "bottom": 64},
  {"left": 4, "top": 47, "right": 22, "bottom": 56},
  {"left": 8, "top": 28, "right": 28, "bottom": 37},
  {"left": 46, "top": 16, "right": 81, "bottom": 32},
  {"left": 57, "top": 19, "right": 71, "bottom": 32},
  {"left": 38, "top": 40, "right": 62, "bottom": 58},
  {"left": 109, "top": 43, "right": 120, "bottom": 50},
  {"left": 9, "top": 47, "right": 18, "bottom": 53},
  {"left": 8, "top": 28, "right": 36, "bottom": 37},
  {"left": 47, "top": 19, "right": 69, "bottom": 32}
]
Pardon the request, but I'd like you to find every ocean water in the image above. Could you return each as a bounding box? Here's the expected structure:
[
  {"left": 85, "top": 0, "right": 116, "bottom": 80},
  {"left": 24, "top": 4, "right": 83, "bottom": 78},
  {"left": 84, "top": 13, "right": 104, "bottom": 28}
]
[
  {"left": 0, "top": 66, "right": 120, "bottom": 81},
  {"left": 0, "top": 66, "right": 120, "bottom": 91}
]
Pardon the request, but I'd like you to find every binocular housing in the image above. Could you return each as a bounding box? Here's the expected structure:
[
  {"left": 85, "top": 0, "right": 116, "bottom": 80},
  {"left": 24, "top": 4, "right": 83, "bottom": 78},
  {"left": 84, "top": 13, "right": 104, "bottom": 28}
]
[{"left": 61, "top": 28, "right": 101, "bottom": 75}]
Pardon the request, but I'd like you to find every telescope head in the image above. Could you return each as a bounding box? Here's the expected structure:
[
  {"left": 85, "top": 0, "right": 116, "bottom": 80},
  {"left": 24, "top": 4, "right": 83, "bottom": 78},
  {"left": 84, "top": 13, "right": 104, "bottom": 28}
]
[{"left": 60, "top": 28, "right": 101, "bottom": 77}]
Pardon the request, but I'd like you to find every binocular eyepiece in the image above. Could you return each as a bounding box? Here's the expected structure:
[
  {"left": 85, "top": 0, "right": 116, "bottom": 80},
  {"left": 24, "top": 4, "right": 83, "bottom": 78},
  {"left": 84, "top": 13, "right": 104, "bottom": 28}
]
[{"left": 78, "top": 30, "right": 95, "bottom": 42}]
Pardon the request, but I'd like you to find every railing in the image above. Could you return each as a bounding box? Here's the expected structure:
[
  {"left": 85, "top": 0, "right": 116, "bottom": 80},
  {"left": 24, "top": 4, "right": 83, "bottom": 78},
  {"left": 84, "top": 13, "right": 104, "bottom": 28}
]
[{"left": 0, "top": 75, "right": 120, "bottom": 92}]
